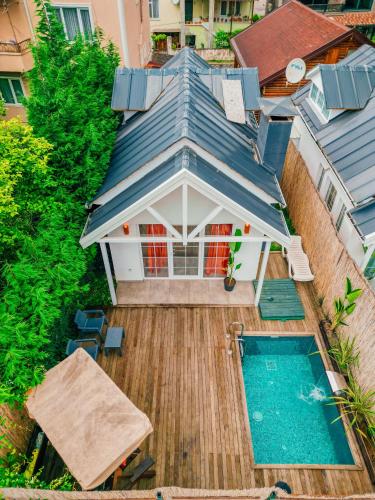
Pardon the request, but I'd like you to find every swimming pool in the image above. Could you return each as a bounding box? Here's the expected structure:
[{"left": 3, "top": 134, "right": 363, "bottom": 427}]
[{"left": 242, "top": 335, "right": 355, "bottom": 465}]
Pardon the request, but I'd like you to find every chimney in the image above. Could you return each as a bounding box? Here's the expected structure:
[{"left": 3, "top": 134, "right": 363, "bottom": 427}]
[{"left": 256, "top": 96, "right": 297, "bottom": 180}]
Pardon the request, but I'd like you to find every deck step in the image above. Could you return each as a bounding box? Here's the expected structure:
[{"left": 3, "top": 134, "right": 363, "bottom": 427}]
[{"left": 253, "top": 278, "right": 305, "bottom": 321}]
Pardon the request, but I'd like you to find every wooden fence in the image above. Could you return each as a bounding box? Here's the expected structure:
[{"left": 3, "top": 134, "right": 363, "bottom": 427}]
[
  {"left": 282, "top": 142, "right": 375, "bottom": 392},
  {"left": 0, "top": 404, "right": 33, "bottom": 458}
]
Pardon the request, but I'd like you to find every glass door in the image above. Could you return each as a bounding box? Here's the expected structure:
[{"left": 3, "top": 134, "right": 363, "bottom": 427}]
[{"left": 172, "top": 226, "right": 199, "bottom": 277}]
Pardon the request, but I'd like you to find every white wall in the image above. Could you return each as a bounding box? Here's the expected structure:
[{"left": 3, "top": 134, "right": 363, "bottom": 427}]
[
  {"left": 110, "top": 243, "right": 143, "bottom": 281},
  {"left": 292, "top": 116, "right": 365, "bottom": 267}
]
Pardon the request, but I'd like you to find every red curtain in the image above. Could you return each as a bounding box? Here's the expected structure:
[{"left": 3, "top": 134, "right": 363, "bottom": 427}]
[
  {"left": 204, "top": 224, "right": 233, "bottom": 276},
  {"left": 147, "top": 224, "right": 168, "bottom": 273}
]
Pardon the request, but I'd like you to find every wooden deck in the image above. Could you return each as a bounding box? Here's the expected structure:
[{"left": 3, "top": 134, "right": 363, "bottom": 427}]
[{"left": 98, "top": 254, "right": 374, "bottom": 497}]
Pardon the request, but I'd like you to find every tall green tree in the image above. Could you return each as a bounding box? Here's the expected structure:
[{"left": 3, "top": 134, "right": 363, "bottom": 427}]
[
  {"left": 0, "top": 0, "right": 119, "bottom": 405},
  {"left": 27, "top": 0, "right": 119, "bottom": 201}
]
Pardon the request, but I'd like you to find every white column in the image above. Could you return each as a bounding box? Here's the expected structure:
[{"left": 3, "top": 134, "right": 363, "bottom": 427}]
[
  {"left": 254, "top": 241, "right": 271, "bottom": 307},
  {"left": 182, "top": 184, "right": 188, "bottom": 245},
  {"left": 361, "top": 243, "right": 375, "bottom": 272},
  {"left": 117, "top": 0, "right": 130, "bottom": 66},
  {"left": 100, "top": 242, "right": 118, "bottom": 306},
  {"left": 180, "top": 0, "right": 186, "bottom": 48},
  {"left": 208, "top": 0, "right": 215, "bottom": 48}
]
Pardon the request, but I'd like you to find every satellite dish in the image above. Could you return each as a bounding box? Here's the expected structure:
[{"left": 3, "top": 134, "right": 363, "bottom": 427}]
[
  {"left": 171, "top": 0, "right": 179, "bottom": 5},
  {"left": 285, "top": 58, "right": 306, "bottom": 84}
]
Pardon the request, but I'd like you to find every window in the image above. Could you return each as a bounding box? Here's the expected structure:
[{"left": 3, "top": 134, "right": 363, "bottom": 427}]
[
  {"left": 220, "top": 0, "right": 241, "bottom": 16},
  {"left": 309, "top": 83, "right": 330, "bottom": 121},
  {"left": 140, "top": 224, "right": 168, "bottom": 277},
  {"left": 204, "top": 224, "right": 232, "bottom": 278},
  {"left": 148, "top": 0, "right": 159, "bottom": 18},
  {"left": 336, "top": 203, "right": 346, "bottom": 231},
  {"left": 0, "top": 78, "right": 24, "bottom": 104},
  {"left": 317, "top": 165, "right": 326, "bottom": 191},
  {"left": 325, "top": 181, "right": 337, "bottom": 212},
  {"left": 344, "top": 0, "right": 373, "bottom": 10},
  {"left": 53, "top": 6, "right": 93, "bottom": 40}
]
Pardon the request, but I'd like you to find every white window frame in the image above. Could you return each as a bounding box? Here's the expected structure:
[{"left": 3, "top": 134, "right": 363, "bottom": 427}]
[
  {"left": 148, "top": 0, "right": 159, "bottom": 19},
  {"left": 335, "top": 203, "right": 346, "bottom": 232},
  {"left": 0, "top": 77, "right": 26, "bottom": 106},
  {"left": 309, "top": 83, "right": 331, "bottom": 123},
  {"left": 52, "top": 4, "right": 94, "bottom": 40},
  {"left": 325, "top": 181, "right": 337, "bottom": 213},
  {"left": 316, "top": 164, "right": 326, "bottom": 192}
]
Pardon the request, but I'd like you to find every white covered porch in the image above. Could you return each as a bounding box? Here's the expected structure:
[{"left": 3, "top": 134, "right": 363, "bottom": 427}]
[{"left": 116, "top": 279, "right": 255, "bottom": 305}]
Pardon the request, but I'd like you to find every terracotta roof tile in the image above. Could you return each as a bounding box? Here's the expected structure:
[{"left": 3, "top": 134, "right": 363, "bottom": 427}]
[
  {"left": 328, "top": 12, "right": 375, "bottom": 27},
  {"left": 231, "top": 0, "right": 351, "bottom": 85}
]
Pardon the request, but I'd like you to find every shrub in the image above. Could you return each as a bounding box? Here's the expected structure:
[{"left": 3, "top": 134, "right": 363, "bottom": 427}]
[{"left": 214, "top": 29, "right": 244, "bottom": 49}]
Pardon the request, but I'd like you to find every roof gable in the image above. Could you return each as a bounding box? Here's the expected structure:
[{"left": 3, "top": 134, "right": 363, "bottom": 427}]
[
  {"left": 231, "top": 0, "right": 351, "bottom": 84},
  {"left": 81, "top": 148, "right": 289, "bottom": 248}
]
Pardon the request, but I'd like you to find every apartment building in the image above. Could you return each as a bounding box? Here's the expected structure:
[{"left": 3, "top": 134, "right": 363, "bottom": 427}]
[
  {"left": 0, "top": 0, "right": 151, "bottom": 120},
  {"left": 148, "top": 0, "right": 265, "bottom": 49}
]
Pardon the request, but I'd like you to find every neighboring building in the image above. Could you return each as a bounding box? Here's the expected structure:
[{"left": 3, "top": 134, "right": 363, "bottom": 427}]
[
  {"left": 148, "top": 0, "right": 263, "bottom": 49},
  {"left": 79, "top": 48, "right": 296, "bottom": 306},
  {"left": 291, "top": 44, "right": 375, "bottom": 287},
  {"left": 231, "top": 0, "right": 372, "bottom": 97},
  {"left": 328, "top": 12, "right": 375, "bottom": 41},
  {"left": 299, "top": 0, "right": 375, "bottom": 16},
  {"left": 0, "top": 0, "right": 151, "bottom": 120}
]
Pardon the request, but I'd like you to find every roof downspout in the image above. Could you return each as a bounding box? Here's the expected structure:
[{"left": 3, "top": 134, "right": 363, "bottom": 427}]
[{"left": 117, "top": 0, "right": 130, "bottom": 67}]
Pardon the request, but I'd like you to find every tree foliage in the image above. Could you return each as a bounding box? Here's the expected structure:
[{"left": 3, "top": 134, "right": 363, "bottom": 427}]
[
  {"left": 0, "top": 0, "right": 119, "bottom": 405},
  {"left": 0, "top": 118, "right": 52, "bottom": 255},
  {"left": 214, "top": 29, "right": 243, "bottom": 49}
]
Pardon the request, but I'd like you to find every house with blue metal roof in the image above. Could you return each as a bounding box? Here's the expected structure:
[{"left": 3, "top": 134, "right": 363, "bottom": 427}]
[
  {"left": 80, "top": 48, "right": 295, "bottom": 305},
  {"left": 291, "top": 44, "right": 375, "bottom": 286}
]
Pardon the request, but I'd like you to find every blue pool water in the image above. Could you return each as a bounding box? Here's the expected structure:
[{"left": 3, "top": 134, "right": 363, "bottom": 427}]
[{"left": 242, "top": 336, "right": 354, "bottom": 465}]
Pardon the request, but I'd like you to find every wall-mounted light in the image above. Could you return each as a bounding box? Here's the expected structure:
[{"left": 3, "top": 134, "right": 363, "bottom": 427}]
[
  {"left": 123, "top": 223, "right": 130, "bottom": 235},
  {"left": 244, "top": 223, "right": 251, "bottom": 235}
]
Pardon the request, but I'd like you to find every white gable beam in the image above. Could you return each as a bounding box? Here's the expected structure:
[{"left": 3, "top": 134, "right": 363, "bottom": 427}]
[
  {"left": 80, "top": 170, "right": 186, "bottom": 248},
  {"left": 185, "top": 172, "right": 290, "bottom": 247},
  {"left": 188, "top": 205, "right": 223, "bottom": 240},
  {"left": 146, "top": 206, "right": 181, "bottom": 239},
  {"left": 182, "top": 184, "right": 188, "bottom": 245}
]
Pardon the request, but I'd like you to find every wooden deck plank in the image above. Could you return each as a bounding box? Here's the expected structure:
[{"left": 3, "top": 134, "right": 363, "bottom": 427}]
[{"left": 98, "top": 254, "right": 374, "bottom": 497}]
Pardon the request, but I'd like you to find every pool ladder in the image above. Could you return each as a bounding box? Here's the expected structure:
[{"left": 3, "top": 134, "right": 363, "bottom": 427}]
[{"left": 226, "top": 322, "right": 245, "bottom": 359}]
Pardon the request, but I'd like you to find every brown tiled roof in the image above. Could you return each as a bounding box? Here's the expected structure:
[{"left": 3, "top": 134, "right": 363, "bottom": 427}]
[
  {"left": 231, "top": 0, "right": 352, "bottom": 85},
  {"left": 328, "top": 12, "right": 375, "bottom": 26}
]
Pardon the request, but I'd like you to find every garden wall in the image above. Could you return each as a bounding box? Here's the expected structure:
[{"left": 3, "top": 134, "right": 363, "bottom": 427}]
[
  {"left": 282, "top": 142, "right": 375, "bottom": 392},
  {"left": 0, "top": 404, "right": 33, "bottom": 458}
]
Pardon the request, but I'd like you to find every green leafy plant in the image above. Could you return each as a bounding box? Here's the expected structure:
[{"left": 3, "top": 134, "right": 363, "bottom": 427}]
[
  {"left": 226, "top": 229, "right": 242, "bottom": 285},
  {"left": 329, "top": 376, "right": 375, "bottom": 439},
  {"left": 331, "top": 277, "right": 362, "bottom": 331},
  {"left": 214, "top": 29, "right": 244, "bottom": 49},
  {"left": 0, "top": 0, "right": 119, "bottom": 406},
  {"left": 328, "top": 334, "right": 360, "bottom": 376},
  {"left": 0, "top": 446, "right": 74, "bottom": 490}
]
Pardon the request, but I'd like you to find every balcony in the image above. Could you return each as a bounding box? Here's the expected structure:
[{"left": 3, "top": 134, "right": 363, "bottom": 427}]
[
  {"left": 302, "top": 0, "right": 374, "bottom": 12},
  {"left": 0, "top": 38, "right": 31, "bottom": 54},
  {"left": 0, "top": 38, "right": 33, "bottom": 73}
]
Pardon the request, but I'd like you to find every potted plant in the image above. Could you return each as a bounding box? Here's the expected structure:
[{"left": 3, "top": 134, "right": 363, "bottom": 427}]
[{"left": 224, "top": 229, "right": 242, "bottom": 292}]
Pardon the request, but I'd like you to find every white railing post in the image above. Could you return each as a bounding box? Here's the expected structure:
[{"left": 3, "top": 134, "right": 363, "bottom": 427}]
[
  {"left": 100, "top": 242, "right": 117, "bottom": 306},
  {"left": 254, "top": 241, "right": 271, "bottom": 307}
]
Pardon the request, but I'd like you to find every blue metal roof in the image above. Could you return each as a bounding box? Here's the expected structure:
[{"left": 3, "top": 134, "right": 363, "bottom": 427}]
[
  {"left": 349, "top": 199, "right": 375, "bottom": 239},
  {"left": 293, "top": 45, "right": 375, "bottom": 204},
  {"left": 320, "top": 64, "right": 375, "bottom": 110},
  {"left": 162, "top": 47, "right": 211, "bottom": 70},
  {"left": 85, "top": 148, "right": 288, "bottom": 239},
  {"left": 94, "top": 49, "right": 282, "bottom": 203}
]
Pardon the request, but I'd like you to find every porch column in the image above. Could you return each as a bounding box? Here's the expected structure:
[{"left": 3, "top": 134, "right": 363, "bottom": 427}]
[
  {"left": 361, "top": 243, "right": 375, "bottom": 272},
  {"left": 180, "top": 0, "right": 186, "bottom": 47},
  {"left": 100, "top": 242, "right": 118, "bottom": 306},
  {"left": 254, "top": 241, "right": 271, "bottom": 307},
  {"left": 208, "top": 0, "right": 215, "bottom": 48}
]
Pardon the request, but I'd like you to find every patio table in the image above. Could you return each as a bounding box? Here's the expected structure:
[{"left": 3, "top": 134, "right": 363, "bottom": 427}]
[{"left": 104, "top": 327, "right": 125, "bottom": 357}]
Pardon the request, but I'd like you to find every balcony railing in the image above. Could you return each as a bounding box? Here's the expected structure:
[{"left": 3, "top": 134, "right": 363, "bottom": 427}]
[{"left": 0, "top": 39, "right": 31, "bottom": 54}]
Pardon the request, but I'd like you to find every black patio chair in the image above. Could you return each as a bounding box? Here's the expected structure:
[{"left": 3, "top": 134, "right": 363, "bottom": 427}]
[
  {"left": 65, "top": 338, "right": 99, "bottom": 361},
  {"left": 74, "top": 309, "right": 108, "bottom": 341}
]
